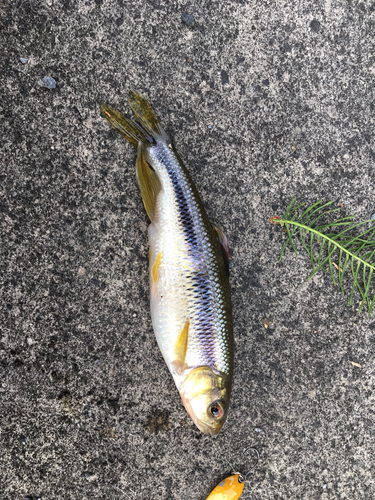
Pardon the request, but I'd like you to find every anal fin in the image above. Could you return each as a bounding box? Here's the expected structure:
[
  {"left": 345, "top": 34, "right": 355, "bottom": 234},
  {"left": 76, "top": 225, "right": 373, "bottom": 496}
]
[{"left": 136, "top": 143, "right": 161, "bottom": 221}]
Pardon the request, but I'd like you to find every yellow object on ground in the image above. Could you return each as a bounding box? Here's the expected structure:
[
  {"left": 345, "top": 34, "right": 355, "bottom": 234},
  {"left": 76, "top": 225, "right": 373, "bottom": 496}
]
[{"left": 206, "top": 474, "right": 245, "bottom": 500}]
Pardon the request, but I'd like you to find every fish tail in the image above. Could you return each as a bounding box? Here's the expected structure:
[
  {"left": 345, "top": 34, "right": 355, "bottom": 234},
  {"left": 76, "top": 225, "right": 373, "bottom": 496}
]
[
  {"left": 101, "top": 91, "right": 169, "bottom": 147},
  {"left": 101, "top": 103, "right": 153, "bottom": 148},
  {"left": 128, "top": 90, "right": 170, "bottom": 142}
]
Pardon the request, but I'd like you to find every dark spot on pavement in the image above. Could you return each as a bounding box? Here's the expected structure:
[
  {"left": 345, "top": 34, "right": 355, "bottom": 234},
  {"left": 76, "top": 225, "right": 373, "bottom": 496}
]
[
  {"left": 221, "top": 70, "right": 229, "bottom": 85},
  {"left": 144, "top": 408, "right": 171, "bottom": 433}
]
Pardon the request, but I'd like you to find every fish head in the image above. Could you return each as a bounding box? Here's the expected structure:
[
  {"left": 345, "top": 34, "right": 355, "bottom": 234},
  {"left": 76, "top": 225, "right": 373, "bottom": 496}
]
[{"left": 180, "top": 366, "right": 230, "bottom": 435}]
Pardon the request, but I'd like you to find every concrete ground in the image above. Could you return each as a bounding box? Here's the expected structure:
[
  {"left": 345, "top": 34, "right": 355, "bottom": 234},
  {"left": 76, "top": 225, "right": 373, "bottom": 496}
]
[{"left": 1, "top": 0, "right": 375, "bottom": 499}]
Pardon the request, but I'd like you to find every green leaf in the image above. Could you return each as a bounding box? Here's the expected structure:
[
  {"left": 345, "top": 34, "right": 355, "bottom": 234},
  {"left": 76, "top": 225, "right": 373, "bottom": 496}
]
[{"left": 274, "top": 199, "right": 375, "bottom": 317}]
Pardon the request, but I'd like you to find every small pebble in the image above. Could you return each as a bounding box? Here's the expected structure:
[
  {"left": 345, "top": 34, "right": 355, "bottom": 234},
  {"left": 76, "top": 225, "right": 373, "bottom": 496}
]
[
  {"left": 181, "top": 13, "right": 195, "bottom": 27},
  {"left": 42, "top": 76, "right": 56, "bottom": 89},
  {"left": 221, "top": 70, "right": 229, "bottom": 85},
  {"left": 20, "top": 57, "right": 28, "bottom": 64},
  {"left": 323, "top": 484, "right": 327, "bottom": 489},
  {"left": 310, "top": 19, "right": 321, "bottom": 33}
]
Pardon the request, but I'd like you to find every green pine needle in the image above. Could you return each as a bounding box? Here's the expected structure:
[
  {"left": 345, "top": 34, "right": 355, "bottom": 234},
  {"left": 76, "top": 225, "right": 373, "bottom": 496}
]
[{"left": 272, "top": 198, "right": 375, "bottom": 317}]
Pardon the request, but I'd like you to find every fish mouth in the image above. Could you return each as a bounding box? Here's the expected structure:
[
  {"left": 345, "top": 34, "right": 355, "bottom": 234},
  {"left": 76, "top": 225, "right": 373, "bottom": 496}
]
[
  {"left": 179, "top": 366, "right": 229, "bottom": 435},
  {"left": 195, "top": 418, "right": 223, "bottom": 435}
]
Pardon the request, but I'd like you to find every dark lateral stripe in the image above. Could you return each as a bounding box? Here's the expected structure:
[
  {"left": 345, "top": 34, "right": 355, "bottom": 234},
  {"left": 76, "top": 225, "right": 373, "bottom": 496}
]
[{"left": 154, "top": 145, "right": 218, "bottom": 364}]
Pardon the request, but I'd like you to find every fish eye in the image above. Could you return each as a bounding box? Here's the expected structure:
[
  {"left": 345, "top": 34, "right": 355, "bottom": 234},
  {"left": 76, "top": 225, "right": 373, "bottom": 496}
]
[{"left": 209, "top": 402, "right": 223, "bottom": 419}]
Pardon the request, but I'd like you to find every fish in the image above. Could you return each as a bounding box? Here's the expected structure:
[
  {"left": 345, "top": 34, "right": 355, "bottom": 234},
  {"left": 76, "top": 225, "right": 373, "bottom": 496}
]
[{"left": 101, "top": 91, "right": 233, "bottom": 435}]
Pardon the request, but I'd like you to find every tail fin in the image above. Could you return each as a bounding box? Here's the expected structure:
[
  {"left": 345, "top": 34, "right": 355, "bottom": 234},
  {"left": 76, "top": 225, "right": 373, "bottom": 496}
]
[
  {"left": 128, "top": 90, "right": 168, "bottom": 141},
  {"left": 101, "top": 104, "right": 151, "bottom": 148},
  {"left": 101, "top": 91, "right": 169, "bottom": 147}
]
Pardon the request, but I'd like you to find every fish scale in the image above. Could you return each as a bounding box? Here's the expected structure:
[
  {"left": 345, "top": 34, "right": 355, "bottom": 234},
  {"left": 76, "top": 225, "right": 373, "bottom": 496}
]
[
  {"left": 101, "top": 91, "right": 233, "bottom": 434},
  {"left": 148, "top": 142, "right": 230, "bottom": 371}
]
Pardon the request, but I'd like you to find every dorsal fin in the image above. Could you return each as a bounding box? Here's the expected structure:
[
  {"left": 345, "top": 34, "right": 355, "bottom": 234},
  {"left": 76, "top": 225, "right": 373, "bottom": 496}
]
[{"left": 212, "top": 224, "right": 230, "bottom": 276}]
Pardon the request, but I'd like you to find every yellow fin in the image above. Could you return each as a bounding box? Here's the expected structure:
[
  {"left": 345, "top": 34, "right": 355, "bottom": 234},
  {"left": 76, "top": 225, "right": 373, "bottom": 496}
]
[
  {"left": 173, "top": 319, "right": 190, "bottom": 373},
  {"left": 152, "top": 252, "right": 162, "bottom": 283},
  {"left": 136, "top": 143, "right": 161, "bottom": 221}
]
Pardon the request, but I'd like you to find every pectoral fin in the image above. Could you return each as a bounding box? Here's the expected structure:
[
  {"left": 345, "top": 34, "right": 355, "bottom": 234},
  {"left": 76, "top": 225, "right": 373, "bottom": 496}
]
[
  {"left": 173, "top": 319, "right": 190, "bottom": 375},
  {"left": 212, "top": 224, "right": 230, "bottom": 276},
  {"left": 136, "top": 143, "right": 161, "bottom": 221}
]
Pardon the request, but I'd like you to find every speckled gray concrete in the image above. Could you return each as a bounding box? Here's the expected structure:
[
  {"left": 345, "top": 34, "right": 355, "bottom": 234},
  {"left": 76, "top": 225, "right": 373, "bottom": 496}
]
[{"left": 1, "top": 1, "right": 375, "bottom": 499}]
